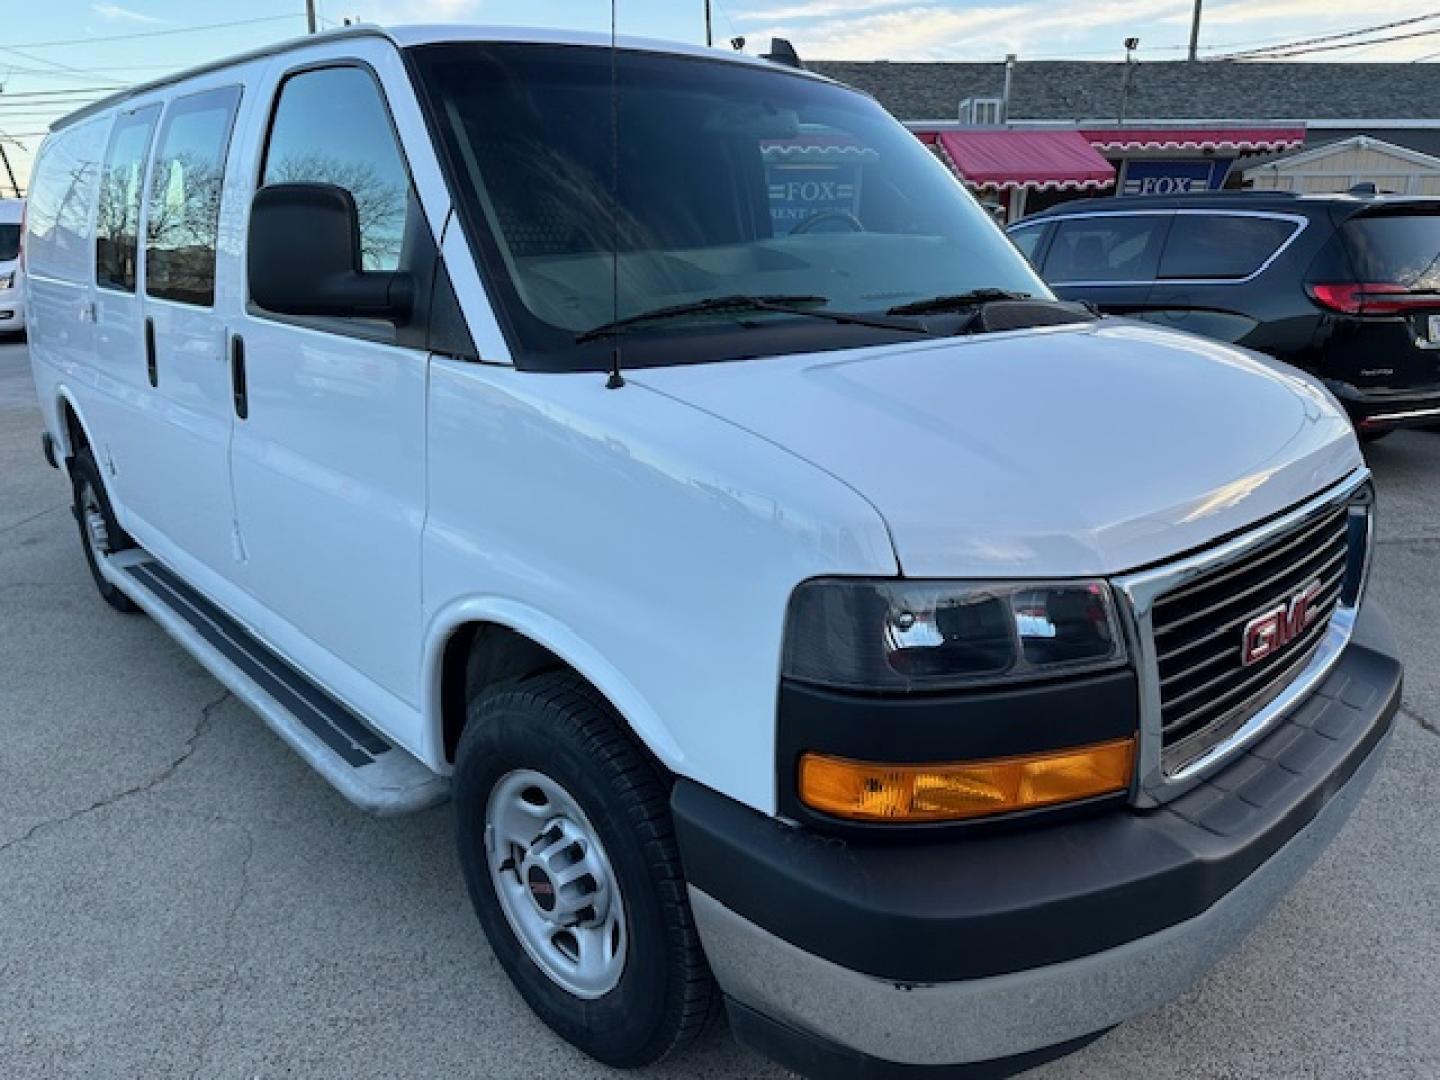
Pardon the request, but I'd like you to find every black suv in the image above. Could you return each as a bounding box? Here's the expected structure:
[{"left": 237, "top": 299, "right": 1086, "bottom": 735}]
[{"left": 1010, "top": 192, "right": 1440, "bottom": 435}]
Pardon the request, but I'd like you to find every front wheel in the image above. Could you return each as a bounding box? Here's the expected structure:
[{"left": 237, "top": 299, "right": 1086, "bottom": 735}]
[{"left": 453, "top": 671, "right": 715, "bottom": 1067}]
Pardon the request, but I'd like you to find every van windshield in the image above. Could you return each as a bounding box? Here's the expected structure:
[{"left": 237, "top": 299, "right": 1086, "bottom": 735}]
[
  {"left": 411, "top": 43, "right": 1048, "bottom": 371},
  {"left": 0, "top": 223, "right": 19, "bottom": 263}
]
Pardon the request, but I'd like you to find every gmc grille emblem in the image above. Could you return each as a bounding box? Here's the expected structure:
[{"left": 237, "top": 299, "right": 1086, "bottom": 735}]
[{"left": 1240, "top": 579, "right": 1324, "bottom": 667}]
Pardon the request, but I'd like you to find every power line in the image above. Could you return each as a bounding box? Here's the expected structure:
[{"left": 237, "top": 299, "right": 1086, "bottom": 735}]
[
  {"left": 1245, "top": 25, "right": 1440, "bottom": 60},
  {"left": 0, "top": 46, "right": 131, "bottom": 88},
  {"left": 0, "top": 86, "right": 119, "bottom": 98},
  {"left": 5, "top": 13, "right": 302, "bottom": 50},
  {"left": 1215, "top": 11, "right": 1440, "bottom": 60}
]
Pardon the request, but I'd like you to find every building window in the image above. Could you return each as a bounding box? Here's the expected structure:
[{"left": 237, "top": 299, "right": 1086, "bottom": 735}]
[{"left": 960, "top": 97, "right": 1002, "bottom": 126}]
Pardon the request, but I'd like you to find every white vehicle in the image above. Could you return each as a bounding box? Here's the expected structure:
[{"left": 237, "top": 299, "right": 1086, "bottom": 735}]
[
  {"left": 25, "top": 26, "right": 1401, "bottom": 1079},
  {"left": 0, "top": 198, "right": 24, "bottom": 333}
]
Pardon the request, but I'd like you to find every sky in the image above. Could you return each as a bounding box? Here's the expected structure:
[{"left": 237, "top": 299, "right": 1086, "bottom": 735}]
[{"left": 5, "top": 0, "right": 1440, "bottom": 191}]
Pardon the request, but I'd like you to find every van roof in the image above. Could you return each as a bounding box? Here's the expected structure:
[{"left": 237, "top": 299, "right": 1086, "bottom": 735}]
[{"left": 53, "top": 24, "right": 828, "bottom": 134}]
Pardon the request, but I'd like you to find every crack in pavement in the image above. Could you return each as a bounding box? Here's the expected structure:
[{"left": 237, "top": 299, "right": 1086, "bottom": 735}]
[
  {"left": 1400, "top": 702, "right": 1437, "bottom": 738},
  {"left": 0, "top": 503, "right": 67, "bottom": 537},
  {"left": 1376, "top": 535, "right": 1440, "bottom": 546},
  {"left": 188, "top": 823, "right": 257, "bottom": 1080},
  {"left": 0, "top": 688, "right": 233, "bottom": 856}
]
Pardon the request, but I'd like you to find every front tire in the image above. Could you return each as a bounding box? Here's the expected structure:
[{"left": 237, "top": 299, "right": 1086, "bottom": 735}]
[
  {"left": 453, "top": 671, "right": 715, "bottom": 1067},
  {"left": 69, "top": 448, "right": 138, "bottom": 614}
]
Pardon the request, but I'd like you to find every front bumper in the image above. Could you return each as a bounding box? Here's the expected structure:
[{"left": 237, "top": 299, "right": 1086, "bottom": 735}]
[
  {"left": 0, "top": 293, "right": 24, "bottom": 332},
  {"left": 675, "top": 603, "right": 1401, "bottom": 1077}
]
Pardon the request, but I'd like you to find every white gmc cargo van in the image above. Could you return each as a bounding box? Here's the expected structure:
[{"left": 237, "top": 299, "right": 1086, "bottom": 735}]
[
  {"left": 0, "top": 198, "right": 24, "bottom": 333},
  {"left": 24, "top": 25, "right": 1401, "bottom": 1079}
]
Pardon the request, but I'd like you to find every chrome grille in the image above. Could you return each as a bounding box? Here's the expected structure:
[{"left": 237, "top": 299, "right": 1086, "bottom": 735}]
[{"left": 1150, "top": 497, "right": 1357, "bottom": 773}]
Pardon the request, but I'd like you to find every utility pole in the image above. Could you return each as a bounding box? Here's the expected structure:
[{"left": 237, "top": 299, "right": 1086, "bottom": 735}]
[
  {"left": 704, "top": 0, "right": 713, "bottom": 47},
  {"left": 1188, "top": 0, "right": 1203, "bottom": 60},
  {"left": 0, "top": 85, "right": 24, "bottom": 198},
  {"left": 0, "top": 142, "right": 18, "bottom": 199},
  {"left": 305, "top": 0, "right": 318, "bottom": 34}
]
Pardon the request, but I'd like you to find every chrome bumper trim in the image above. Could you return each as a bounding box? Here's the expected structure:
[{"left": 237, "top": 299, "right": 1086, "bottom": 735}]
[
  {"left": 1361, "top": 405, "right": 1440, "bottom": 425},
  {"left": 690, "top": 730, "right": 1388, "bottom": 1067}
]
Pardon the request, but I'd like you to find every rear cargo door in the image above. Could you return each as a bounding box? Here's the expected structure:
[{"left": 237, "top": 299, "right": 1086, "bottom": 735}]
[{"left": 1330, "top": 207, "right": 1440, "bottom": 392}]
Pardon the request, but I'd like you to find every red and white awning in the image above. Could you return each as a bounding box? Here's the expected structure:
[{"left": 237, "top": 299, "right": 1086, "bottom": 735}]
[
  {"left": 1079, "top": 126, "right": 1305, "bottom": 153},
  {"left": 933, "top": 129, "right": 1116, "bottom": 192}
]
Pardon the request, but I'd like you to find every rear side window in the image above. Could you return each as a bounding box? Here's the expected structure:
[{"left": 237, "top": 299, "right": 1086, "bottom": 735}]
[
  {"left": 25, "top": 119, "right": 107, "bottom": 282},
  {"left": 0, "top": 224, "right": 18, "bottom": 263},
  {"left": 1340, "top": 214, "right": 1440, "bottom": 289},
  {"left": 1158, "top": 214, "right": 1297, "bottom": 281},
  {"left": 260, "top": 66, "right": 411, "bottom": 272},
  {"left": 96, "top": 104, "right": 161, "bottom": 292},
  {"left": 145, "top": 86, "right": 242, "bottom": 306},
  {"left": 1009, "top": 223, "right": 1049, "bottom": 267},
  {"left": 1046, "top": 215, "right": 1167, "bottom": 283}
]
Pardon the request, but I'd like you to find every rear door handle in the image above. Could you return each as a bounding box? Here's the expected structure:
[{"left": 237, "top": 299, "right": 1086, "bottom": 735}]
[
  {"left": 144, "top": 317, "right": 157, "bottom": 388},
  {"left": 230, "top": 334, "right": 248, "bottom": 420}
]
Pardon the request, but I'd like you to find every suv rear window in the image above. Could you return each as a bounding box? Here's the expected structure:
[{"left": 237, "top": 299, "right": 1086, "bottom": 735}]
[
  {"left": 1158, "top": 214, "right": 1297, "bottom": 280},
  {"left": 1046, "top": 215, "right": 1167, "bottom": 283},
  {"left": 1340, "top": 213, "right": 1440, "bottom": 289}
]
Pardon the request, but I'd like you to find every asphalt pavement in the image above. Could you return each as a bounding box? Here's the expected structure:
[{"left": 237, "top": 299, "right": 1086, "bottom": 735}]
[{"left": 2, "top": 336, "right": 1437, "bottom": 1079}]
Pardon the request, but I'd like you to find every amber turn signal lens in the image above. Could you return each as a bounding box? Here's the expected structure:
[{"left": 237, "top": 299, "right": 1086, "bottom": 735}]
[{"left": 798, "top": 738, "right": 1136, "bottom": 823}]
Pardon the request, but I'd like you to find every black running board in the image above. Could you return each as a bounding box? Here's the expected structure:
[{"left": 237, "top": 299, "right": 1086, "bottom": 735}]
[{"left": 101, "top": 550, "right": 448, "bottom": 815}]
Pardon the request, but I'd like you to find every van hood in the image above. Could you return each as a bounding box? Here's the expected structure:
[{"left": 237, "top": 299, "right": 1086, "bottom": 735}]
[{"left": 632, "top": 321, "right": 1362, "bottom": 578}]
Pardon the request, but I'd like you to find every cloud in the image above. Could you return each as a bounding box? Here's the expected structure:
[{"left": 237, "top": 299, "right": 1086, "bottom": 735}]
[
  {"left": 743, "top": 0, "right": 1191, "bottom": 59},
  {"left": 1181, "top": 0, "right": 1425, "bottom": 28},
  {"left": 91, "top": 1, "right": 164, "bottom": 22},
  {"left": 737, "top": 1, "right": 905, "bottom": 19},
  {"left": 344, "top": 0, "right": 485, "bottom": 21}
]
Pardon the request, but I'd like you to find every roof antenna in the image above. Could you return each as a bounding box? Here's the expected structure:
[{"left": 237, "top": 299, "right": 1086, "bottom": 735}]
[{"left": 606, "top": 0, "right": 625, "bottom": 389}]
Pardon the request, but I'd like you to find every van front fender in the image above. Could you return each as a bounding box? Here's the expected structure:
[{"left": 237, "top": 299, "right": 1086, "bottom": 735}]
[{"left": 420, "top": 595, "right": 687, "bottom": 776}]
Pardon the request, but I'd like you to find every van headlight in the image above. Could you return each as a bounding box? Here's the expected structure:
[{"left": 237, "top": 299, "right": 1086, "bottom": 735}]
[
  {"left": 0, "top": 271, "right": 12, "bottom": 290},
  {"left": 783, "top": 578, "right": 1127, "bottom": 691}
]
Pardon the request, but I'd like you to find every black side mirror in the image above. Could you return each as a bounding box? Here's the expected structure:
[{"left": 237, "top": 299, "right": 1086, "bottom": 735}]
[{"left": 247, "top": 183, "right": 413, "bottom": 323}]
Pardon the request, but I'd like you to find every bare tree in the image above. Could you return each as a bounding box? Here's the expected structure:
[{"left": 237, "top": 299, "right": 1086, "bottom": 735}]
[{"left": 268, "top": 153, "right": 407, "bottom": 270}]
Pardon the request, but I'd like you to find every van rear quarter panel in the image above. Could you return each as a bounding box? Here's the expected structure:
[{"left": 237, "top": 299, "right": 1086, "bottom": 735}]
[
  {"left": 24, "top": 117, "right": 110, "bottom": 457},
  {"left": 422, "top": 359, "right": 898, "bottom": 814}
]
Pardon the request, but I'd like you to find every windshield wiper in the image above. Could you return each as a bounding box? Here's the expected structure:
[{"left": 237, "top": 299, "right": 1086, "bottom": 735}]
[
  {"left": 576, "top": 294, "right": 930, "bottom": 343},
  {"left": 886, "top": 289, "right": 1034, "bottom": 317}
]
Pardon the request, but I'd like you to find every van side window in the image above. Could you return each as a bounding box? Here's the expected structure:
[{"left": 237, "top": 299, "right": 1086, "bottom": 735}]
[
  {"left": 25, "top": 119, "right": 107, "bottom": 282},
  {"left": 145, "top": 86, "right": 242, "bottom": 307},
  {"left": 261, "top": 66, "right": 410, "bottom": 272},
  {"left": 1046, "top": 216, "right": 1167, "bottom": 284},
  {"left": 1158, "top": 215, "right": 1297, "bottom": 281},
  {"left": 97, "top": 105, "right": 161, "bottom": 292}
]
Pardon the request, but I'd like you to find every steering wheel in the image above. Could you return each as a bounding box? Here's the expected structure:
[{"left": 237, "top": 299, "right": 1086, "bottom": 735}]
[{"left": 790, "top": 209, "right": 866, "bottom": 236}]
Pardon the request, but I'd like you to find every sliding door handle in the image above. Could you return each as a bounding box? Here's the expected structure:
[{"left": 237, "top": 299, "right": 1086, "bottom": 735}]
[
  {"left": 230, "top": 334, "right": 248, "bottom": 420},
  {"left": 144, "top": 317, "right": 157, "bottom": 388}
]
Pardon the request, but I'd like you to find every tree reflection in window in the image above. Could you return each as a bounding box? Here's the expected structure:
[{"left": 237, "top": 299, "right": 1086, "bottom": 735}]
[
  {"left": 144, "top": 87, "right": 241, "bottom": 307},
  {"left": 96, "top": 106, "right": 159, "bottom": 292},
  {"left": 261, "top": 66, "right": 411, "bottom": 273},
  {"left": 266, "top": 153, "right": 406, "bottom": 271}
]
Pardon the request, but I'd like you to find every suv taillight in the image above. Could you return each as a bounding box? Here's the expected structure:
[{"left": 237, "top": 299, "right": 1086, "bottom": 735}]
[{"left": 1307, "top": 282, "right": 1439, "bottom": 315}]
